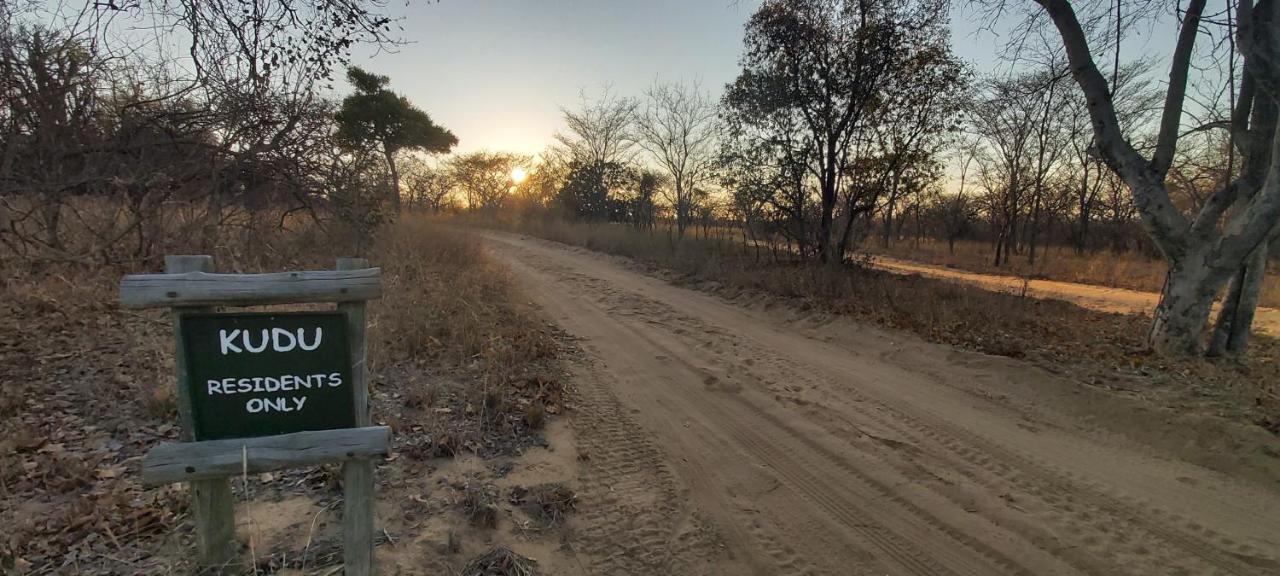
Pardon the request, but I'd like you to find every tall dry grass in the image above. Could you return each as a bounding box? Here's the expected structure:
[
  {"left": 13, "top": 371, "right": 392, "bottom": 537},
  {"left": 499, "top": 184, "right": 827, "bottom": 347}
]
[{"left": 369, "top": 218, "right": 557, "bottom": 387}]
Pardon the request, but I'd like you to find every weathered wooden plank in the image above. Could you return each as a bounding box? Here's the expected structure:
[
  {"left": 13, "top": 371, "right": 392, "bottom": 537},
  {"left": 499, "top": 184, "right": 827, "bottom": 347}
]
[
  {"left": 119, "top": 266, "right": 382, "bottom": 308},
  {"left": 141, "top": 426, "right": 391, "bottom": 486},
  {"left": 167, "top": 256, "right": 239, "bottom": 574},
  {"left": 337, "top": 257, "right": 377, "bottom": 576}
]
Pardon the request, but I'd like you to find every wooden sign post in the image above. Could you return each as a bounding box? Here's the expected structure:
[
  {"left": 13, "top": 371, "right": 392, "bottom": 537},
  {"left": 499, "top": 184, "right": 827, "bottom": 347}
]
[{"left": 121, "top": 256, "right": 388, "bottom": 575}]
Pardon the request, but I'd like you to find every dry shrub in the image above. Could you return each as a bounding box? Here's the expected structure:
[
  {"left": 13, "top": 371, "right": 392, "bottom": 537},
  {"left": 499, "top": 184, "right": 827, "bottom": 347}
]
[
  {"left": 508, "top": 483, "right": 576, "bottom": 528},
  {"left": 404, "top": 379, "right": 442, "bottom": 409},
  {"left": 462, "top": 481, "right": 499, "bottom": 529},
  {"left": 461, "top": 546, "right": 539, "bottom": 576},
  {"left": 522, "top": 401, "right": 546, "bottom": 430},
  {"left": 0, "top": 206, "right": 392, "bottom": 572}
]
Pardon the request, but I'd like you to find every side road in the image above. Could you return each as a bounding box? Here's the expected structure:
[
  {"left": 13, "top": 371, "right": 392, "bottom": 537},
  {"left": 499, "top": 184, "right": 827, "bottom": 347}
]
[{"left": 873, "top": 255, "right": 1280, "bottom": 337}]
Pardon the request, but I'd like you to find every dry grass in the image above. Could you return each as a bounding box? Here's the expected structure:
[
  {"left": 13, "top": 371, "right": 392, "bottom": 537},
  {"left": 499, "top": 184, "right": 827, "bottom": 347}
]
[
  {"left": 866, "top": 237, "right": 1280, "bottom": 308},
  {"left": 369, "top": 218, "right": 557, "bottom": 387},
  {"left": 508, "top": 483, "right": 577, "bottom": 529},
  {"left": 462, "top": 481, "right": 500, "bottom": 529},
  {"left": 506, "top": 219, "right": 1280, "bottom": 430},
  {"left": 369, "top": 218, "right": 562, "bottom": 460},
  {"left": 461, "top": 546, "right": 539, "bottom": 576},
  {"left": 1, "top": 213, "right": 562, "bottom": 573}
]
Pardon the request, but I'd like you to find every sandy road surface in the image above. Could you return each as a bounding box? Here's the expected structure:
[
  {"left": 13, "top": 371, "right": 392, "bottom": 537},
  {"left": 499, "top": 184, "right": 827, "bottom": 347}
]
[
  {"left": 484, "top": 232, "right": 1280, "bottom": 576},
  {"left": 872, "top": 256, "right": 1280, "bottom": 337}
]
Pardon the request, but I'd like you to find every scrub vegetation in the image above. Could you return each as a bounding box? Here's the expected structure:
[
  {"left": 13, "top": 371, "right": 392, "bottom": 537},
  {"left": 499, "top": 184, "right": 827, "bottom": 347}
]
[{"left": 0, "top": 217, "right": 563, "bottom": 573}]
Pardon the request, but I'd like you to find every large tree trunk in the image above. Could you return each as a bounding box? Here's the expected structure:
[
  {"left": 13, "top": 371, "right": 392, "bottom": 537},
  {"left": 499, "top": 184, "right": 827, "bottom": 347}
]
[
  {"left": 1149, "top": 253, "right": 1229, "bottom": 356},
  {"left": 1208, "top": 241, "right": 1269, "bottom": 358}
]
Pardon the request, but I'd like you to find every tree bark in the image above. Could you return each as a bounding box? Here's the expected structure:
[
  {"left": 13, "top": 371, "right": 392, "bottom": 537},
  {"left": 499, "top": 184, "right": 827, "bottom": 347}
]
[
  {"left": 1209, "top": 240, "right": 1269, "bottom": 358},
  {"left": 1149, "top": 253, "right": 1229, "bottom": 356}
]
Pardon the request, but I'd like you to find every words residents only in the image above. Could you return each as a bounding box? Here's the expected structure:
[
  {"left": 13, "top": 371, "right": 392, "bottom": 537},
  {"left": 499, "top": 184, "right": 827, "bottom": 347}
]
[{"left": 205, "top": 326, "right": 342, "bottom": 414}]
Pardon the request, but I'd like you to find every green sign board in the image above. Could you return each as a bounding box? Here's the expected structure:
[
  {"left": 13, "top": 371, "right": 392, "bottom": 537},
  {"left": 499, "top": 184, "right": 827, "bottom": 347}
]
[{"left": 181, "top": 312, "right": 355, "bottom": 440}]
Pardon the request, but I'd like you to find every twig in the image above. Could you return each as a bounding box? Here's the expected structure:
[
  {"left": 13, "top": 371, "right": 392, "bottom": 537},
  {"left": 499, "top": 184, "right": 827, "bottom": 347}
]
[
  {"left": 301, "top": 500, "right": 341, "bottom": 571},
  {"left": 242, "top": 445, "right": 258, "bottom": 575}
]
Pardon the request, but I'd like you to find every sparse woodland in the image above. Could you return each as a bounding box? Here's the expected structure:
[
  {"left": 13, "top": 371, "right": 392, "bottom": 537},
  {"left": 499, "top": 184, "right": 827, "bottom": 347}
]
[
  {"left": 4, "top": 0, "right": 1280, "bottom": 573},
  {"left": 5, "top": 1, "right": 1276, "bottom": 361},
  {"left": 492, "top": 0, "right": 1280, "bottom": 362}
]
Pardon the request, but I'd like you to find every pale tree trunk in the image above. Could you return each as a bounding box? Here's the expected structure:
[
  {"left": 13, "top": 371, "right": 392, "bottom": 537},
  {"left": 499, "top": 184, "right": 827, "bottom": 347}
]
[
  {"left": 1032, "top": 0, "right": 1280, "bottom": 359},
  {"left": 1149, "top": 250, "right": 1230, "bottom": 356},
  {"left": 1209, "top": 240, "right": 1269, "bottom": 358}
]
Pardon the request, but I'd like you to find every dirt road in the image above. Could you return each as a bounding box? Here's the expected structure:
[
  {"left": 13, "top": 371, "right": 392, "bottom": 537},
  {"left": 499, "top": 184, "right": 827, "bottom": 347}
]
[
  {"left": 485, "top": 232, "right": 1280, "bottom": 576},
  {"left": 872, "top": 256, "right": 1280, "bottom": 337}
]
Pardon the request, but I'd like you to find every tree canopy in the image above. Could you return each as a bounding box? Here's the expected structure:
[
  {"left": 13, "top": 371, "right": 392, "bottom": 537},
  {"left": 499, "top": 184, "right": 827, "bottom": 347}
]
[{"left": 336, "top": 67, "right": 456, "bottom": 211}]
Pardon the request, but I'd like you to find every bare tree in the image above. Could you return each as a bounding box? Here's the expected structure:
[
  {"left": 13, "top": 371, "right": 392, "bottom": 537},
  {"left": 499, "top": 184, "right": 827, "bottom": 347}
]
[
  {"left": 633, "top": 81, "right": 719, "bottom": 236},
  {"left": 939, "top": 145, "right": 980, "bottom": 254},
  {"left": 972, "top": 0, "right": 1279, "bottom": 357},
  {"left": 970, "top": 74, "right": 1042, "bottom": 267},
  {"left": 402, "top": 156, "right": 455, "bottom": 213},
  {"left": 555, "top": 88, "right": 636, "bottom": 167}
]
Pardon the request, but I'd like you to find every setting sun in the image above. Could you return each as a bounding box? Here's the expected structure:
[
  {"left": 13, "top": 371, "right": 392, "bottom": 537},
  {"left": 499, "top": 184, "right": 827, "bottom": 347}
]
[{"left": 510, "top": 166, "right": 528, "bottom": 184}]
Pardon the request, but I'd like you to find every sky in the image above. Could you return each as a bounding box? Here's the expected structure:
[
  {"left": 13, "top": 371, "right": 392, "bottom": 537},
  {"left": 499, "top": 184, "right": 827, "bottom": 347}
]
[
  {"left": 342, "top": 1, "right": 1019, "bottom": 157},
  {"left": 29, "top": 0, "right": 1183, "bottom": 163}
]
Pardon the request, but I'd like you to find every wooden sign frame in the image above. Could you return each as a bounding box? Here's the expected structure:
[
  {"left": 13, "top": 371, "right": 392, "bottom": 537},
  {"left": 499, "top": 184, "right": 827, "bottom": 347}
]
[{"left": 120, "top": 256, "right": 387, "bottom": 576}]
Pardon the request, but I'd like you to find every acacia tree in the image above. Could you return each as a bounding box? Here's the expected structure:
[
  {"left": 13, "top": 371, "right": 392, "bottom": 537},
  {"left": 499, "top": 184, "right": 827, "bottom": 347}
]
[
  {"left": 733, "top": 0, "right": 954, "bottom": 263},
  {"left": 555, "top": 89, "right": 636, "bottom": 166},
  {"left": 630, "top": 170, "right": 665, "bottom": 230},
  {"left": 970, "top": 74, "right": 1042, "bottom": 266},
  {"left": 634, "top": 81, "right": 718, "bottom": 236},
  {"left": 975, "top": 0, "right": 1279, "bottom": 357},
  {"left": 448, "top": 150, "right": 528, "bottom": 213},
  {"left": 511, "top": 149, "right": 570, "bottom": 217},
  {"left": 937, "top": 147, "right": 980, "bottom": 254},
  {"left": 336, "top": 67, "right": 456, "bottom": 214},
  {"left": 401, "top": 156, "right": 454, "bottom": 213}
]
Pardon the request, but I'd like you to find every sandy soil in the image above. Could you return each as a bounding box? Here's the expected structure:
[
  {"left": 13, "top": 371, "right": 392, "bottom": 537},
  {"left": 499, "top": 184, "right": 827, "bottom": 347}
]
[
  {"left": 872, "top": 256, "right": 1280, "bottom": 338},
  {"left": 484, "top": 231, "right": 1280, "bottom": 576}
]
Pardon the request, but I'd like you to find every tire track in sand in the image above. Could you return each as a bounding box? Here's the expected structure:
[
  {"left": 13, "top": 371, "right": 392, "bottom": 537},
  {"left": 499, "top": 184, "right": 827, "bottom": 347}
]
[{"left": 485, "top": 231, "right": 1280, "bottom": 576}]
